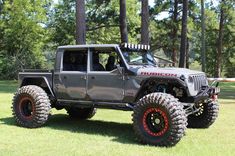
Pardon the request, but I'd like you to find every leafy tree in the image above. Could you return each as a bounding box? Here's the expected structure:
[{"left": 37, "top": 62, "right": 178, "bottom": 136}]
[
  {"left": 1, "top": 0, "right": 234, "bottom": 80},
  {"left": 48, "top": 0, "right": 140, "bottom": 45},
  {"left": 0, "top": 0, "right": 51, "bottom": 79},
  {"left": 150, "top": 0, "right": 183, "bottom": 66},
  {"left": 191, "top": 0, "right": 235, "bottom": 77},
  {"left": 86, "top": 0, "right": 120, "bottom": 43},
  {"left": 215, "top": 0, "right": 235, "bottom": 77},
  {"left": 47, "top": 0, "right": 76, "bottom": 46},
  {"left": 222, "top": 0, "right": 235, "bottom": 77}
]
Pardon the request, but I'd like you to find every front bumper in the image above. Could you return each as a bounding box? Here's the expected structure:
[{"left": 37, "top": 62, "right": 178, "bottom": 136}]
[{"left": 194, "top": 81, "right": 220, "bottom": 104}]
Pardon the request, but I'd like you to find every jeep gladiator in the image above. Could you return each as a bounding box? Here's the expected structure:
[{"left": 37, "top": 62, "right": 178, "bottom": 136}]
[{"left": 12, "top": 43, "right": 220, "bottom": 146}]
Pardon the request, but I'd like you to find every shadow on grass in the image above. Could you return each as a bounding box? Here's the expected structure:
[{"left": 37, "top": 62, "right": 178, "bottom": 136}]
[{"left": 0, "top": 114, "right": 138, "bottom": 145}]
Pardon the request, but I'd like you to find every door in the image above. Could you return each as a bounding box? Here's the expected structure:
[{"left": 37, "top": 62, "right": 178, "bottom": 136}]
[
  {"left": 87, "top": 47, "right": 124, "bottom": 101},
  {"left": 54, "top": 49, "right": 88, "bottom": 100},
  {"left": 88, "top": 70, "right": 124, "bottom": 101}
]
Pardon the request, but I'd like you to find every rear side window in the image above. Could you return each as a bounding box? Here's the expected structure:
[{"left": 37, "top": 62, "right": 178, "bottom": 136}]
[{"left": 63, "top": 50, "right": 87, "bottom": 71}]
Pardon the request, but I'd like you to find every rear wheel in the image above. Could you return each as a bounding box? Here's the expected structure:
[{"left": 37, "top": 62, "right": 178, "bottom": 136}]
[
  {"left": 66, "top": 107, "right": 97, "bottom": 120},
  {"left": 187, "top": 101, "right": 219, "bottom": 128},
  {"left": 132, "top": 93, "right": 187, "bottom": 146},
  {"left": 12, "top": 85, "right": 51, "bottom": 128}
]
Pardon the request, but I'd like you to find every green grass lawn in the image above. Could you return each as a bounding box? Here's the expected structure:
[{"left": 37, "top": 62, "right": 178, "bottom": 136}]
[{"left": 0, "top": 81, "right": 235, "bottom": 156}]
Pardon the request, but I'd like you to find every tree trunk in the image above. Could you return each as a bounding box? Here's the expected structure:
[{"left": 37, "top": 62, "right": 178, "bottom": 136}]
[
  {"left": 141, "top": 0, "right": 149, "bottom": 45},
  {"left": 179, "top": 0, "right": 188, "bottom": 68},
  {"left": 0, "top": 1, "right": 3, "bottom": 14},
  {"left": 172, "top": 0, "right": 178, "bottom": 67},
  {"left": 186, "top": 37, "right": 189, "bottom": 69},
  {"left": 215, "top": 0, "right": 224, "bottom": 78},
  {"left": 201, "top": 0, "right": 206, "bottom": 72},
  {"left": 119, "top": 0, "right": 128, "bottom": 43},
  {"left": 76, "top": 0, "right": 86, "bottom": 44},
  {"left": 172, "top": 48, "right": 177, "bottom": 67}
]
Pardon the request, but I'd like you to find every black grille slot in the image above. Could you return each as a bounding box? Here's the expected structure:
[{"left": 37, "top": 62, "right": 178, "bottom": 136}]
[{"left": 192, "top": 75, "right": 207, "bottom": 91}]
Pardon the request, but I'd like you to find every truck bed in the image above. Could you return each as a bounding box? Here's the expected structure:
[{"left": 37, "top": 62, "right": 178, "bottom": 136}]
[{"left": 18, "top": 69, "right": 54, "bottom": 88}]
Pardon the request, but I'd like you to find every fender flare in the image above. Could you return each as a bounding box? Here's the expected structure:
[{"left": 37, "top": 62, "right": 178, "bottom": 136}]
[
  {"left": 20, "top": 76, "right": 55, "bottom": 98},
  {"left": 134, "top": 76, "right": 188, "bottom": 101}
]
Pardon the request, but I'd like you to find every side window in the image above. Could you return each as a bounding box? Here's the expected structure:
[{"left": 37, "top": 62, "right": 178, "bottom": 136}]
[
  {"left": 90, "top": 48, "right": 120, "bottom": 72},
  {"left": 63, "top": 50, "right": 87, "bottom": 71}
]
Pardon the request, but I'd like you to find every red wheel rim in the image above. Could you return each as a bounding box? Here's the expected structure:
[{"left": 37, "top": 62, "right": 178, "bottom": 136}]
[
  {"left": 19, "top": 96, "right": 35, "bottom": 119},
  {"left": 142, "top": 108, "right": 169, "bottom": 136}
]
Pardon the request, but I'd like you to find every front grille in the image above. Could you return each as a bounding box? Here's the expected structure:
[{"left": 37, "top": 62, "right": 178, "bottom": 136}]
[{"left": 191, "top": 75, "right": 207, "bottom": 91}]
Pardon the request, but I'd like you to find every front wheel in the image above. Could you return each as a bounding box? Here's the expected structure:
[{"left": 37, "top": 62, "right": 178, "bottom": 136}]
[
  {"left": 132, "top": 93, "right": 187, "bottom": 146},
  {"left": 187, "top": 101, "right": 219, "bottom": 128}
]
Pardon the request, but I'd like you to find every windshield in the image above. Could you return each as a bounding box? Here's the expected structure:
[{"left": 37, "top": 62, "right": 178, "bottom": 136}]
[{"left": 121, "top": 50, "right": 156, "bottom": 66}]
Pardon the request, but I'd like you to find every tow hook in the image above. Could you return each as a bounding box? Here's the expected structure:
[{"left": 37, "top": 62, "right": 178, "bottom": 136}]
[{"left": 211, "top": 94, "right": 218, "bottom": 101}]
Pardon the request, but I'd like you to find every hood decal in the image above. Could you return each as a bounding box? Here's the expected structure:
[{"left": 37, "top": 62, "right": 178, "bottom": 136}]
[
  {"left": 134, "top": 66, "right": 205, "bottom": 78},
  {"left": 140, "top": 72, "right": 177, "bottom": 77}
]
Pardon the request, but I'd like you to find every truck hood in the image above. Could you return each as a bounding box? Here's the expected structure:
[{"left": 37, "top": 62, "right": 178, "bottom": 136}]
[{"left": 130, "top": 66, "right": 205, "bottom": 78}]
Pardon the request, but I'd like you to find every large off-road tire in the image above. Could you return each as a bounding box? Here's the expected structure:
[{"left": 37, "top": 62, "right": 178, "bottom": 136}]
[
  {"left": 132, "top": 93, "right": 187, "bottom": 147},
  {"left": 187, "top": 101, "right": 219, "bottom": 128},
  {"left": 12, "top": 85, "right": 51, "bottom": 128},
  {"left": 67, "top": 107, "right": 97, "bottom": 120}
]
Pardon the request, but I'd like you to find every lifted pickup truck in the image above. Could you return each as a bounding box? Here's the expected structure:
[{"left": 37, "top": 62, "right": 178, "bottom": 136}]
[{"left": 12, "top": 43, "right": 220, "bottom": 146}]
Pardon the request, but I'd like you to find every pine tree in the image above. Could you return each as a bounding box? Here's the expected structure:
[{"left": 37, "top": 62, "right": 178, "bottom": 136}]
[
  {"left": 76, "top": 0, "right": 86, "bottom": 44},
  {"left": 119, "top": 0, "right": 128, "bottom": 43}
]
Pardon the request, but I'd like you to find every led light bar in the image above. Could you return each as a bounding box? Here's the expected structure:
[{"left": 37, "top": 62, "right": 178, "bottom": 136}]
[{"left": 121, "top": 43, "right": 150, "bottom": 50}]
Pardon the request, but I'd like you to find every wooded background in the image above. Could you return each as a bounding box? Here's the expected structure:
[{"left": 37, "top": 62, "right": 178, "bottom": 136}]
[{"left": 0, "top": 0, "right": 234, "bottom": 79}]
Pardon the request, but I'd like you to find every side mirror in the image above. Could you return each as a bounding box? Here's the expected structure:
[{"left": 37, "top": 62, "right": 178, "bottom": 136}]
[{"left": 117, "top": 65, "right": 124, "bottom": 75}]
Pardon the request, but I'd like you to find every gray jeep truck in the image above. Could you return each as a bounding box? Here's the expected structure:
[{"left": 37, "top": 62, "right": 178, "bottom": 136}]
[{"left": 12, "top": 43, "right": 220, "bottom": 146}]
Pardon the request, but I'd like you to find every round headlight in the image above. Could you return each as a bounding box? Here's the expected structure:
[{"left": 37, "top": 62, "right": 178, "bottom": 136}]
[
  {"left": 188, "top": 76, "right": 194, "bottom": 83},
  {"left": 180, "top": 75, "right": 186, "bottom": 81}
]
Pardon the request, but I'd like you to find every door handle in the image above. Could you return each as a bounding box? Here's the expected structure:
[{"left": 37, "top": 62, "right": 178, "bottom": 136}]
[
  {"left": 91, "top": 76, "right": 95, "bottom": 80},
  {"left": 118, "top": 76, "right": 124, "bottom": 80},
  {"left": 63, "top": 76, "right": 67, "bottom": 79},
  {"left": 81, "top": 75, "right": 87, "bottom": 80}
]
